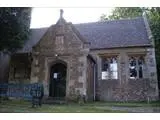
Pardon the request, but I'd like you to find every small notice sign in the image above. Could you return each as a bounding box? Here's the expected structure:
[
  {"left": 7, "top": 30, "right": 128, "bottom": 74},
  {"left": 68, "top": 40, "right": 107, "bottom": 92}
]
[{"left": 53, "top": 73, "right": 58, "bottom": 79}]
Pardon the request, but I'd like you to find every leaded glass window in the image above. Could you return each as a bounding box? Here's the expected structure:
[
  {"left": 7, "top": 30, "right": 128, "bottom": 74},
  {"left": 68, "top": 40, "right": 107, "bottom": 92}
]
[
  {"left": 101, "top": 57, "right": 118, "bottom": 80},
  {"left": 129, "top": 56, "right": 144, "bottom": 79}
]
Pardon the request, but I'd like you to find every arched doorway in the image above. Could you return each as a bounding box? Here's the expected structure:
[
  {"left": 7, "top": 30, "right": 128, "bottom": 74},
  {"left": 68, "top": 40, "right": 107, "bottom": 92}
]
[{"left": 49, "top": 62, "right": 67, "bottom": 98}]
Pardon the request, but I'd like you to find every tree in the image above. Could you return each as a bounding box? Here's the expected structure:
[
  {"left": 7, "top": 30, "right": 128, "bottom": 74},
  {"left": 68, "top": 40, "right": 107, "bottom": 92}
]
[
  {"left": 100, "top": 7, "right": 143, "bottom": 21},
  {"left": 148, "top": 8, "right": 160, "bottom": 83},
  {"left": 0, "top": 7, "right": 32, "bottom": 53}
]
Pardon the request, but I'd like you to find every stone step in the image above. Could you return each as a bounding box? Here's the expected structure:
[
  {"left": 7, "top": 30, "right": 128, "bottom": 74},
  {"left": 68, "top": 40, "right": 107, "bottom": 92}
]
[
  {"left": 43, "top": 97, "right": 67, "bottom": 104},
  {"left": 43, "top": 100, "right": 67, "bottom": 104}
]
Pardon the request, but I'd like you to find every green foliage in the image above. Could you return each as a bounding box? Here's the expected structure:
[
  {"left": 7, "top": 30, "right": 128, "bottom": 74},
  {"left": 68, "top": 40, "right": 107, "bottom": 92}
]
[
  {"left": 0, "top": 100, "right": 126, "bottom": 113},
  {"left": 100, "top": 7, "right": 143, "bottom": 21},
  {"left": 148, "top": 8, "right": 160, "bottom": 81},
  {"left": 0, "top": 7, "right": 32, "bottom": 53}
]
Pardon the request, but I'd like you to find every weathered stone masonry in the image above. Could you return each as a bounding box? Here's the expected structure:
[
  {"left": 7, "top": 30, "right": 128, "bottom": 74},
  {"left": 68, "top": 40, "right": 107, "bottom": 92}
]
[
  {"left": 3, "top": 10, "right": 159, "bottom": 102},
  {"left": 91, "top": 47, "right": 158, "bottom": 101},
  {"left": 29, "top": 15, "right": 90, "bottom": 101}
]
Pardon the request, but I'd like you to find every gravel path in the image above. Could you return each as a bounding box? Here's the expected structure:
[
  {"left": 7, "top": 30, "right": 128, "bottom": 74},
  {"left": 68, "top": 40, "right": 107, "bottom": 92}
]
[{"left": 97, "top": 106, "right": 160, "bottom": 113}]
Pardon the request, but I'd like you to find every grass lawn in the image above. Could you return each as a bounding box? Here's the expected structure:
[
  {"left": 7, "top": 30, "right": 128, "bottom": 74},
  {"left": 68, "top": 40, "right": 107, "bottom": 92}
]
[
  {"left": 0, "top": 99, "right": 160, "bottom": 113},
  {"left": 0, "top": 100, "right": 125, "bottom": 113},
  {"left": 86, "top": 101, "right": 160, "bottom": 107}
]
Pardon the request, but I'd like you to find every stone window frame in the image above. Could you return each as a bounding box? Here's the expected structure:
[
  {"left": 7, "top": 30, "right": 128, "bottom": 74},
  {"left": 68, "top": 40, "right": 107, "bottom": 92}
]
[
  {"left": 55, "top": 35, "right": 64, "bottom": 51},
  {"left": 127, "top": 53, "right": 146, "bottom": 80},
  {"left": 55, "top": 35, "right": 64, "bottom": 44},
  {"left": 100, "top": 54, "right": 119, "bottom": 80}
]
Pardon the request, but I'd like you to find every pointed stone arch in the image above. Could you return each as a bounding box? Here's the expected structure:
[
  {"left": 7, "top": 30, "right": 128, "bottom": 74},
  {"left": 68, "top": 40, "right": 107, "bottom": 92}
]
[{"left": 49, "top": 60, "right": 67, "bottom": 98}]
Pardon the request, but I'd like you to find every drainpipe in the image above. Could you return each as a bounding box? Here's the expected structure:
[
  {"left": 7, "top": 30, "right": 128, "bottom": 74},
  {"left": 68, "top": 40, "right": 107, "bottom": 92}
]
[{"left": 93, "top": 63, "right": 96, "bottom": 101}]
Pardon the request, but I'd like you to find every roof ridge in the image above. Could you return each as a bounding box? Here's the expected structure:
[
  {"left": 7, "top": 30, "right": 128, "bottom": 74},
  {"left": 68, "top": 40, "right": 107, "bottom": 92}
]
[
  {"left": 74, "top": 17, "right": 143, "bottom": 25},
  {"left": 30, "top": 17, "right": 143, "bottom": 30}
]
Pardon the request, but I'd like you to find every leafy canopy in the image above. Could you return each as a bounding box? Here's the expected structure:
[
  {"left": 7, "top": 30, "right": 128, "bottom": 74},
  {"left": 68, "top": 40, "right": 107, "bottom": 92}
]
[
  {"left": 100, "top": 7, "right": 143, "bottom": 21},
  {"left": 0, "top": 7, "right": 32, "bottom": 53}
]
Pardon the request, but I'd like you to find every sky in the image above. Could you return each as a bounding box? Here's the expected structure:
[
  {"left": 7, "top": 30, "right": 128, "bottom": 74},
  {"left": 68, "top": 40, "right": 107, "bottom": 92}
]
[{"left": 30, "top": 8, "right": 113, "bottom": 28}]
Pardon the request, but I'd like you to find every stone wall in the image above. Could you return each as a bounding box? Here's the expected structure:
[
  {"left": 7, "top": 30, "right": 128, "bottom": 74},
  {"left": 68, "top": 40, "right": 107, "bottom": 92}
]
[
  {"left": 30, "top": 53, "right": 88, "bottom": 101},
  {"left": 98, "top": 79, "right": 158, "bottom": 101},
  {"left": 145, "top": 48, "right": 159, "bottom": 100},
  {"left": 30, "top": 17, "right": 89, "bottom": 101},
  {"left": 91, "top": 47, "right": 159, "bottom": 101}
]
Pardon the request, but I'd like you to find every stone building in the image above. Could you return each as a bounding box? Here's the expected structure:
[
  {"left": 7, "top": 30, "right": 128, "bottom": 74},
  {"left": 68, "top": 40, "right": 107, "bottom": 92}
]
[{"left": 0, "top": 10, "right": 159, "bottom": 101}]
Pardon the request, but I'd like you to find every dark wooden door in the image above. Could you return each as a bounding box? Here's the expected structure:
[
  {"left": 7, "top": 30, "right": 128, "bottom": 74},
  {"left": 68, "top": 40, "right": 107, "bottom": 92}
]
[{"left": 49, "top": 63, "right": 66, "bottom": 98}]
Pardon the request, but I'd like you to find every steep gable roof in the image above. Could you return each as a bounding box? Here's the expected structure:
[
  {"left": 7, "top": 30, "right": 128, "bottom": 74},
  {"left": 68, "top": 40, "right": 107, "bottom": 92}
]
[
  {"left": 19, "top": 27, "right": 48, "bottom": 53},
  {"left": 18, "top": 17, "right": 151, "bottom": 53},
  {"left": 75, "top": 17, "right": 151, "bottom": 49}
]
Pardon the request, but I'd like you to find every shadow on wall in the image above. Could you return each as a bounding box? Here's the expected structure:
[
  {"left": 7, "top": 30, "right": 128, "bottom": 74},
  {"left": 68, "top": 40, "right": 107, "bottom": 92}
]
[{"left": 0, "top": 52, "right": 10, "bottom": 83}]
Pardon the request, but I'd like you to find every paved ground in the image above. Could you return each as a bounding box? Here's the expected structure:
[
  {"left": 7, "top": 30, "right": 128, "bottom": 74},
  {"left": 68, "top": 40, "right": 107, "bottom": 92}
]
[{"left": 99, "top": 106, "right": 160, "bottom": 113}]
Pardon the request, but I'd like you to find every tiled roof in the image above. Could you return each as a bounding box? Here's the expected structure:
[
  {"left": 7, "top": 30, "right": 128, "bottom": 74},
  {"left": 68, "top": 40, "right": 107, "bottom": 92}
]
[
  {"left": 18, "top": 17, "right": 151, "bottom": 53},
  {"left": 75, "top": 17, "right": 151, "bottom": 49}
]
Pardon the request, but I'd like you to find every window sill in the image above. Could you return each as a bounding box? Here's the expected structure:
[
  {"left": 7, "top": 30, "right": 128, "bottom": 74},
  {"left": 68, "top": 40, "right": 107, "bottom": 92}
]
[
  {"left": 128, "top": 78, "right": 146, "bottom": 80},
  {"left": 101, "top": 79, "right": 118, "bottom": 80}
]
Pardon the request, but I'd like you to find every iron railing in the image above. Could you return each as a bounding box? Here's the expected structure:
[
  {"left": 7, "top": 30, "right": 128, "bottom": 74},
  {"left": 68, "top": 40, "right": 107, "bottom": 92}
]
[{"left": 0, "top": 83, "right": 43, "bottom": 100}]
